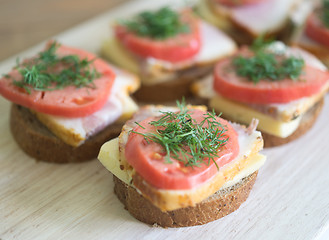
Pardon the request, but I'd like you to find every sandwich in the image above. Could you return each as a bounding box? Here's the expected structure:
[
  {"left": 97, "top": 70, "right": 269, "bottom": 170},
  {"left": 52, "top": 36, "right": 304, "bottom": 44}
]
[
  {"left": 192, "top": 40, "right": 329, "bottom": 147},
  {"left": 292, "top": 0, "right": 329, "bottom": 67},
  {"left": 0, "top": 41, "right": 140, "bottom": 163},
  {"left": 101, "top": 6, "right": 237, "bottom": 102},
  {"left": 98, "top": 102, "right": 266, "bottom": 227},
  {"left": 196, "top": 0, "right": 311, "bottom": 45}
]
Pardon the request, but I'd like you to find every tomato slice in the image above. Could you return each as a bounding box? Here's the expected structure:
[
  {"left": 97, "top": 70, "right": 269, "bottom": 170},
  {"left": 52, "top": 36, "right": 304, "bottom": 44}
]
[
  {"left": 305, "top": 13, "right": 329, "bottom": 48},
  {"left": 215, "top": 0, "right": 265, "bottom": 7},
  {"left": 114, "top": 11, "right": 201, "bottom": 63},
  {"left": 0, "top": 43, "right": 115, "bottom": 118},
  {"left": 213, "top": 53, "right": 329, "bottom": 104},
  {"left": 125, "top": 109, "right": 239, "bottom": 190}
]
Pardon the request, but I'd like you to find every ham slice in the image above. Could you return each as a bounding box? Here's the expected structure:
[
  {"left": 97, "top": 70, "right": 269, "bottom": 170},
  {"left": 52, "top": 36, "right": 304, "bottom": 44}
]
[{"left": 217, "top": 0, "right": 301, "bottom": 36}]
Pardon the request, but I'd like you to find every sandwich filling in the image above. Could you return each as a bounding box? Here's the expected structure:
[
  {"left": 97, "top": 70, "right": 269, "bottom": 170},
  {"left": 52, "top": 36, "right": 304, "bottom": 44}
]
[
  {"left": 192, "top": 42, "right": 329, "bottom": 138},
  {"left": 102, "top": 11, "right": 237, "bottom": 85}
]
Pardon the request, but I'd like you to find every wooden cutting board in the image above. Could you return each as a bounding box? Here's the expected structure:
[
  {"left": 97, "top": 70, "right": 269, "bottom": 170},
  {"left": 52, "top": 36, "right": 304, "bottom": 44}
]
[{"left": 0, "top": 0, "right": 329, "bottom": 239}]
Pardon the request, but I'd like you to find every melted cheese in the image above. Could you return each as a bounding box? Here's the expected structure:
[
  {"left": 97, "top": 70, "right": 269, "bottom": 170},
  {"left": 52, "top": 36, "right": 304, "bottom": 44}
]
[
  {"left": 34, "top": 67, "right": 140, "bottom": 147},
  {"left": 98, "top": 108, "right": 266, "bottom": 211},
  {"left": 101, "top": 20, "right": 237, "bottom": 85}
]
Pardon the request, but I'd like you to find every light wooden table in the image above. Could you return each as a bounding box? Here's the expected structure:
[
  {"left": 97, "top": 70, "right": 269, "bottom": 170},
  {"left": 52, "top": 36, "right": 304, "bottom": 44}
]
[
  {"left": 0, "top": 0, "right": 130, "bottom": 62},
  {"left": 0, "top": 0, "right": 329, "bottom": 239}
]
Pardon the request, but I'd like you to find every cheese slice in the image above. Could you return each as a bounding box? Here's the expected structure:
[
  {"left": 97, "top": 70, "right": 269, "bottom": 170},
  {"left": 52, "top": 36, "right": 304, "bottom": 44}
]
[
  {"left": 34, "top": 67, "right": 140, "bottom": 147},
  {"left": 98, "top": 138, "right": 132, "bottom": 184},
  {"left": 101, "top": 20, "right": 237, "bottom": 85},
  {"left": 210, "top": 95, "right": 302, "bottom": 138}
]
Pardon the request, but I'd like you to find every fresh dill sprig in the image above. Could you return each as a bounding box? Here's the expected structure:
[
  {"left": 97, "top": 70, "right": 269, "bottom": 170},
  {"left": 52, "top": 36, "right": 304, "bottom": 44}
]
[
  {"left": 322, "top": 0, "right": 329, "bottom": 28},
  {"left": 12, "top": 42, "right": 100, "bottom": 94},
  {"left": 132, "top": 101, "right": 229, "bottom": 169},
  {"left": 250, "top": 35, "right": 273, "bottom": 52},
  {"left": 121, "top": 7, "right": 190, "bottom": 40},
  {"left": 232, "top": 38, "right": 305, "bottom": 83}
]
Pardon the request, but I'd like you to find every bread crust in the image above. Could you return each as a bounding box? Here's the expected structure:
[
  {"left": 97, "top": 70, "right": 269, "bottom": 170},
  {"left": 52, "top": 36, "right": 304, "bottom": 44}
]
[
  {"left": 113, "top": 171, "right": 258, "bottom": 228},
  {"left": 262, "top": 98, "right": 324, "bottom": 147},
  {"left": 10, "top": 104, "right": 123, "bottom": 163}
]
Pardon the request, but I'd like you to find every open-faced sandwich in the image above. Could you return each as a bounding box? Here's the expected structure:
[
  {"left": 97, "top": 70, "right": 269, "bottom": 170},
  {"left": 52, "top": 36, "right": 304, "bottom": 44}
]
[
  {"left": 101, "top": 6, "right": 237, "bottom": 102},
  {"left": 292, "top": 0, "right": 329, "bottom": 67},
  {"left": 98, "top": 102, "right": 266, "bottom": 227},
  {"left": 192, "top": 40, "right": 329, "bottom": 147},
  {"left": 196, "top": 0, "right": 311, "bottom": 44},
  {"left": 0, "top": 41, "right": 140, "bottom": 163}
]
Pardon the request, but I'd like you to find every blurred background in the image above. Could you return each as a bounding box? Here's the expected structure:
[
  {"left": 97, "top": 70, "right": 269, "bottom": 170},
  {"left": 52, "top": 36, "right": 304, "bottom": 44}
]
[{"left": 0, "top": 0, "right": 130, "bottom": 61}]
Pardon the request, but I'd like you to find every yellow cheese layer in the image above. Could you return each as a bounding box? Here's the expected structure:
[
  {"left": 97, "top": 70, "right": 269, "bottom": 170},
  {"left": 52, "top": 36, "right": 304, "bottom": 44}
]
[{"left": 210, "top": 95, "right": 301, "bottom": 138}]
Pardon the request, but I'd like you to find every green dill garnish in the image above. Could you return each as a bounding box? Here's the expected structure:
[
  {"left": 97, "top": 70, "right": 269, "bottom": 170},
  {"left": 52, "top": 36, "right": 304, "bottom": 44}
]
[
  {"left": 12, "top": 42, "right": 100, "bottom": 94},
  {"left": 132, "top": 101, "right": 229, "bottom": 169},
  {"left": 232, "top": 38, "right": 305, "bottom": 83},
  {"left": 121, "top": 7, "right": 190, "bottom": 40},
  {"left": 322, "top": 0, "right": 329, "bottom": 28},
  {"left": 250, "top": 35, "right": 273, "bottom": 52}
]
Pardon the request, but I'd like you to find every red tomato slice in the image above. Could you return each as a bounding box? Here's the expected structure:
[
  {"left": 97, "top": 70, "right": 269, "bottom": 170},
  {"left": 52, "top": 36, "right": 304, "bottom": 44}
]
[
  {"left": 125, "top": 109, "right": 239, "bottom": 190},
  {"left": 305, "top": 13, "right": 329, "bottom": 48},
  {"left": 0, "top": 43, "right": 115, "bottom": 118},
  {"left": 114, "top": 11, "right": 201, "bottom": 63},
  {"left": 213, "top": 54, "right": 329, "bottom": 104},
  {"left": 215, "top": 0, "right": 265, "bottom": 7}
]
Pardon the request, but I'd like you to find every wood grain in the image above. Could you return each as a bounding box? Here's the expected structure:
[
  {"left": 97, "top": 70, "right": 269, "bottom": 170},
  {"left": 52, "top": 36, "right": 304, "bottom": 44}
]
[{"left": 0, "top": 0, "right": 329, "bottom": 239}]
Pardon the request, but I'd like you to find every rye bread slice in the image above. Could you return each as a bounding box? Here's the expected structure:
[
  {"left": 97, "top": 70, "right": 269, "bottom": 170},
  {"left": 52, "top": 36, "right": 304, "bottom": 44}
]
[
  {"left": 113, "top": 171, "right": 258, "bottom": 228},
  {"left": 10, "top": 104, "right": 123, "bottom": 163}
]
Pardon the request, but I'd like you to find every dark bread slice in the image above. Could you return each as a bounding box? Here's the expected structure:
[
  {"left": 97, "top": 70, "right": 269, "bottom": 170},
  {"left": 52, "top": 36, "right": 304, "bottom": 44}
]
[
  {"left": 261, "top": 98, "right": 324, "bottom": 148},
  {"left": 113, "top": 171, "right": 258, "bottom": 228},
  {"left": 10, "top": 104, "right": 123, "bottom": 163}
]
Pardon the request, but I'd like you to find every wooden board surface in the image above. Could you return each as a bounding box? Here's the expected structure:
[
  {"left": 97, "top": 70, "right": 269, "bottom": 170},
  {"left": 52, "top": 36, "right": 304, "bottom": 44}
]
[{"left": 0, "top": 0, "right": 329, "bottom": 239}]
